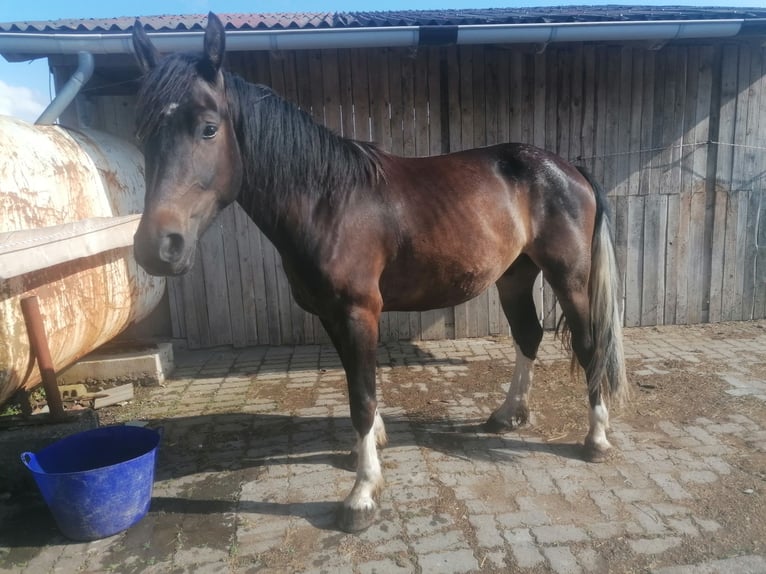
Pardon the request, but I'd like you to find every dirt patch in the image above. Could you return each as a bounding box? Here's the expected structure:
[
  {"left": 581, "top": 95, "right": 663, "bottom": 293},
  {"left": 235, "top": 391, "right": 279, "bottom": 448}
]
[
  {"left": 252, "top": 381, "right": 319, "bottom": 413},
  {"left": 385, "top": 350, "right": 766, "bottom": 445},
  {"left": 248, "top": 524, "right": 322, "bottom": 571},
  {"left": 382, "top": 346, "right": 766, "bottom": 572}
]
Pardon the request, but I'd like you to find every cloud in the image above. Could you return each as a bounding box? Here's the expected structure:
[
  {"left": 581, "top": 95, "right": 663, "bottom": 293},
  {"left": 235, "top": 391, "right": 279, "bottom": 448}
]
[{"left": 0, "top": 80, "right": 48, "bottom": 123}]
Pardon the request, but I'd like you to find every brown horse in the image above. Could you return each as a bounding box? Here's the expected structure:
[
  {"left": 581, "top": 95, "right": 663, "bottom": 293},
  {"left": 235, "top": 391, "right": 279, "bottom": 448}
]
[{"left": 131, "top": 13, "right": 628, "bottom": 532}]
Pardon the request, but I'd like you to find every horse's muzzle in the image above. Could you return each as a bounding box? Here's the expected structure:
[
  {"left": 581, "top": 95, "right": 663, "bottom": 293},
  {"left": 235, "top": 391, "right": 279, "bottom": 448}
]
[{"left": 133, "top": 228, "right": 192, "bottom": 276}]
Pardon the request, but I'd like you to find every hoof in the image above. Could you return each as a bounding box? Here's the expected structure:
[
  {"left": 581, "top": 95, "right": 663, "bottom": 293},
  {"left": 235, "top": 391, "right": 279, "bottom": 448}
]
[
  {"left": 337, "top": 502, "right": 377, "bottom": 533},
  {"left": 514, "top": 405, "right": 530, "bottom": 425},
  {"left": 484, "top": 404, "right": 530, "bottom": 434},
  {"left": 583, "top": 441, "right": 614, "bottom": 463},
  {"left": 483, "top": 415, "right": 515, "bottom": 434}
]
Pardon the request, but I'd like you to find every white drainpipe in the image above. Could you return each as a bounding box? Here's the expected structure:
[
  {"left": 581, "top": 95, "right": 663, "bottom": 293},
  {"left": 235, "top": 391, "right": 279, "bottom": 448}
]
[{"left": 35, "top": 51, "right": 94, "bottom": 125}]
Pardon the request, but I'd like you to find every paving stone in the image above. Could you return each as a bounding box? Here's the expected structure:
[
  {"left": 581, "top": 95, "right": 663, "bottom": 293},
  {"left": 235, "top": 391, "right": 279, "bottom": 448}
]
[
  {"left": 651, "top": 502, "right": 692, "bottom": 517},
  {"left": 374, "top": 537, "right": 410, "bottom": 555},
  {"left": 587, "top": 521, "right": 628, "bottom": 539},
  {"left": 679, "top": 470, "right": 719, "bottom": 484},
  {"left": 532, "top": 524, "right": 589, "bottom": 544},
  {"left": 667, "top": 517, "right": 699, "bottom": 536},
  {"left": 358, "top": 558, "right": 415, "bottom": 573},
  {"left": 360, "top": 517, "right": 405, "bottom": 543},
  {"left": 542, "top": 546, "right": 583, "bottom": 574},
  {"left": 403, "top": 513, "right": 454, "bottom": 538},
  {"left": 468, "top": 514, "right": 505, "bottom": 548},
  {"left": 496, "top": 509, "right": 551, "bottom": 528},
  {"left": 705, "top": 422, "right": 747, "bottom": 435},
  {"left": 306, "top": 559, "right": 356, "bottom": 574},
  {"left": 650, "top": 473, "right": 692, "bottom": 500},
  {"left": 418, "top": 549, "right": 478, "bottom": 573},
  {"left": 13, "top": 545, "right": 65, "bottom": 574},
  {"left": 410, "top": 530, "right": 469, "bottom": 554},
  {"left": 629, "top": 536, "right": 683, "bottom": 555},
  {"left": 628, "top": 504, "right": 668, "bottom": 535},
  {"left": 173, "top": 547, "right": 229, "bottom": 568},
  {"left": 614, "top": 487, "right": 657, "bottom": 504},
  {"left": 575, "top": 547, "right": 607, "bottom": 573},
  {"left": 685, "top": 426, "right": 719, "bottom": 446},
  {"left": 692, "top": 516, "right": 722, "bottom": 532},
  {"left": 651, "top": 554, "right": 766, "bottom": 574},
  {"left": 590, "top": 490, "right": 622, "bottom": 520},
  {"left": 504, "top": 529, "right": 545, "bottom": 568},
  {"left": 619, "top": 466, "right": 653, "bottom": 488},
  {"left": 523, "top": 468, "right": 558, "bottom": 494}
]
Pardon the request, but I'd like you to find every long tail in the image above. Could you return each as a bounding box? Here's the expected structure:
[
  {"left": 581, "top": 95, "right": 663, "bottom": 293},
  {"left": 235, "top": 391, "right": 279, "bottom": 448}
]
[{"left": 577, "top": 167, "right": 629, "bottom": 405}]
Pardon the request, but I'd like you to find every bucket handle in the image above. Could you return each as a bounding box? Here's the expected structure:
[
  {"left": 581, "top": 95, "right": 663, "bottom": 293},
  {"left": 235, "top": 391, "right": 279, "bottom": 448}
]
[{"left": 20, "top": 451, "right": 36, "bottom": 470}]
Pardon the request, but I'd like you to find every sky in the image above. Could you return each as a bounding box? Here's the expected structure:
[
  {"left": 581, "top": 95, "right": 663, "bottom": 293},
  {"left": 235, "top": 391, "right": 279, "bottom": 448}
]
[{"left": 2, "top": 0, "right": 765, "bottom": 122}]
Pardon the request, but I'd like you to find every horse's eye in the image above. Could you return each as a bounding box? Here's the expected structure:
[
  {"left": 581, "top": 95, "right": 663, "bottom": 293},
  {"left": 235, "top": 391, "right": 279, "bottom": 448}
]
[{"left": 202, "top": 124, "right": 218, "bottom": 139}]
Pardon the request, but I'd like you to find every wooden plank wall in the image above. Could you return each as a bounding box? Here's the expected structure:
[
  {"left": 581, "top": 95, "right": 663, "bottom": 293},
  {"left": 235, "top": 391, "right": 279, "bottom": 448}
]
[{"left": 90, "top": 40, "right": 766, "bottom": 348}]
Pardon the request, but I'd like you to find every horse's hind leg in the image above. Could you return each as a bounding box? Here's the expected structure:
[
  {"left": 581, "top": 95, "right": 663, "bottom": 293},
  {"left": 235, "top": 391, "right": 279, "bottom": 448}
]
[
  {"left": 485, "top": 256, "right": 543, "bottom": 433},
  {"left": 548, "top": 278, "right": 612, "bottom": 462}
]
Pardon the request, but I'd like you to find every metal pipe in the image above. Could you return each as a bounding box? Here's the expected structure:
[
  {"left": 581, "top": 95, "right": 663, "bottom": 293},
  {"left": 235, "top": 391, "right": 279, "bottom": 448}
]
[
  {"left": 35, "top": 51, "right": 93, "bottom": 125},
  {"left": 20, "top": 296, "right": 66, "bottom": 421},
  {"left": 0, "top": 19, "right": 753, "bottom": 58}
]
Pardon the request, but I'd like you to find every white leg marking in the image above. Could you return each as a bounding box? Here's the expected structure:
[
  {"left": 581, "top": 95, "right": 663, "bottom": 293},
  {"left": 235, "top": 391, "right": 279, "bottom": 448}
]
[
  {"left": 373, "top": 409, "right": 388, "bottom": 448},
  {"left": 344, "top": 425, "right": 383, "bottom": 514},
  {"left": 585, "top": 401, "right": 612, "bottom": 452},
  {"left": 352, "top": 409, "right": 387, "bottom": 454},
  {"left": 492, "top": 344, "right": 535, "bottom": 425}
]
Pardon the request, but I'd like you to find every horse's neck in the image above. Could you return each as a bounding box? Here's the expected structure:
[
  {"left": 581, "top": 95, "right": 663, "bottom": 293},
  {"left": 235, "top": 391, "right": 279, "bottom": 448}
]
[
  {"left": 229, "top": 77, "right": 368, "bottom": 251},
  {"left": 228, "top": 82, "right": 304, "bottom": 235}
]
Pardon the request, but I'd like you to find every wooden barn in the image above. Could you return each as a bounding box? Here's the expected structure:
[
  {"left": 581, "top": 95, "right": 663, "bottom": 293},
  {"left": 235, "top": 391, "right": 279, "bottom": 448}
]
[{"left": 2, "top": 6, "right": 765, "bottom": 348}]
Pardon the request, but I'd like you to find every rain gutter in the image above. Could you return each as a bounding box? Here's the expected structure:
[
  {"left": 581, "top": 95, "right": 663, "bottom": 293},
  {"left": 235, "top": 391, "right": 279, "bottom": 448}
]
[{"left": 0, "top": 19, "right": 763, "bottom": 59}]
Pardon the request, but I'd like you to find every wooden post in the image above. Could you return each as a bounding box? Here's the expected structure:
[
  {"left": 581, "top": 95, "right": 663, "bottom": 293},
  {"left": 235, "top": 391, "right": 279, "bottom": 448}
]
[{"left": 20, "top": 296, "right": 66, "bottom": 421}]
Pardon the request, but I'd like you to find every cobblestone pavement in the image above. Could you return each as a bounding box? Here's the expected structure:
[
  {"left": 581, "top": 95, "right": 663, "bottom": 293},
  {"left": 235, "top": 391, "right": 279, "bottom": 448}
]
[{"left": 1, "top": 321, "right": 765, "bottom": 573}]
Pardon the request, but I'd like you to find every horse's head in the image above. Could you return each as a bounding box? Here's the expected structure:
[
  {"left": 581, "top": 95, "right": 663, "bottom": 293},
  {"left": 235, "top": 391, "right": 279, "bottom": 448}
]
[{"left": 131, "top": 12, "right": 242, "bottom": 276}]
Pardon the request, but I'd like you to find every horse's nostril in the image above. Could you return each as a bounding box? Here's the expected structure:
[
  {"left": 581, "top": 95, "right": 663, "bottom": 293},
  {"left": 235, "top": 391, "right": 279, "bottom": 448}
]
[{"left": 159, "top": 232, "right": 185, "bottom": 263}]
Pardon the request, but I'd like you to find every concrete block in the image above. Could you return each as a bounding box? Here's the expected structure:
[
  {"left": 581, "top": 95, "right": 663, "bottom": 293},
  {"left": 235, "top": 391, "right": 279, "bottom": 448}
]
[{"left": 57, "top": 341, "right": 174, "bottom": 387}]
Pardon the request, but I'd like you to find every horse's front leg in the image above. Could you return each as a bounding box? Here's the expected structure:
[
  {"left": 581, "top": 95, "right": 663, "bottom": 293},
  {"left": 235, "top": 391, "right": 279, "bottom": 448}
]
[{"left": 321, "top": 304, "right": 384, "bottom": 532}]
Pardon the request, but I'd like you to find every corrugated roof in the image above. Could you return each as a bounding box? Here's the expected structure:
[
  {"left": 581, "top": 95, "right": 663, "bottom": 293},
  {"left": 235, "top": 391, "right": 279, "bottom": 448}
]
[{"left": 3, "top": 7, "right": 766, "bottom": 34}]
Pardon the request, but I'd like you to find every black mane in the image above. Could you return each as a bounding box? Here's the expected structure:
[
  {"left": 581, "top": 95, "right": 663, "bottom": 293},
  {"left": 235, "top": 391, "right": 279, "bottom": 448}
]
[
  {"left": 225, "top": 74, "right": 383, "bottom": 217},
  {"left": 135, "top": 53, "right": 384, "bottom": 221}
]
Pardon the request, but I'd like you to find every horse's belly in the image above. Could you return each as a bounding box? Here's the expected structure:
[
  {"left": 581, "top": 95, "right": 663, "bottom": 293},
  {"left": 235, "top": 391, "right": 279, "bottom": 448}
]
[{"left": 379, "top": 257, "right": 507, "bottom": 312}]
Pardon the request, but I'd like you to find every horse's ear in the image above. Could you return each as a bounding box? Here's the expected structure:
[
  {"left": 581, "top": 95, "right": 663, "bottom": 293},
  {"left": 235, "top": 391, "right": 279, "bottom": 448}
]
[
  {"left": 201, "top": 12, "right": 226, "bottom": 81},
  {"left": 132, "top": 20, "right": 160, "bottom": 73}
]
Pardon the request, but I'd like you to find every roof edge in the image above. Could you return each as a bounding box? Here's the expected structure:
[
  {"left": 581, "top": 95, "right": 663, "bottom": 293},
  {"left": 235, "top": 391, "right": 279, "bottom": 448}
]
[{"left": 0, "top": 18, "right": 760, "bottom": 61}]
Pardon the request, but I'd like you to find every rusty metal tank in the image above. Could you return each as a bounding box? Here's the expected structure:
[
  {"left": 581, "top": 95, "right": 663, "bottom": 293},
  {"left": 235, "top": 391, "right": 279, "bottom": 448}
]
[{"left": 0, "top": 115, "right": 164, "bottom": 406}]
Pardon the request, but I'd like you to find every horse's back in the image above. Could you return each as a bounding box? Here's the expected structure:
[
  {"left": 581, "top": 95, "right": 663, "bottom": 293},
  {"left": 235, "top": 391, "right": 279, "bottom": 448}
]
[{"left": 376, "top": 142, "right": 596, "bottom": 311}]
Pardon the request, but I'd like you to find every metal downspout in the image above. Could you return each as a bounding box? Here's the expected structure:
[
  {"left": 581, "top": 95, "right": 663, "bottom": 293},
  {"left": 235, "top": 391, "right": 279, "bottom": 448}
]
[{"left": 35, "top": 50, "right": 94, "bottom": 125}]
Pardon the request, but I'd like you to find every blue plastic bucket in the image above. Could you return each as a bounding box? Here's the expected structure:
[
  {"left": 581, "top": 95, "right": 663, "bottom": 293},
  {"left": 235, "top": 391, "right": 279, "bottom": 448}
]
[{"left": 21, "top": 425, "right": 161, "bottom": 541}]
